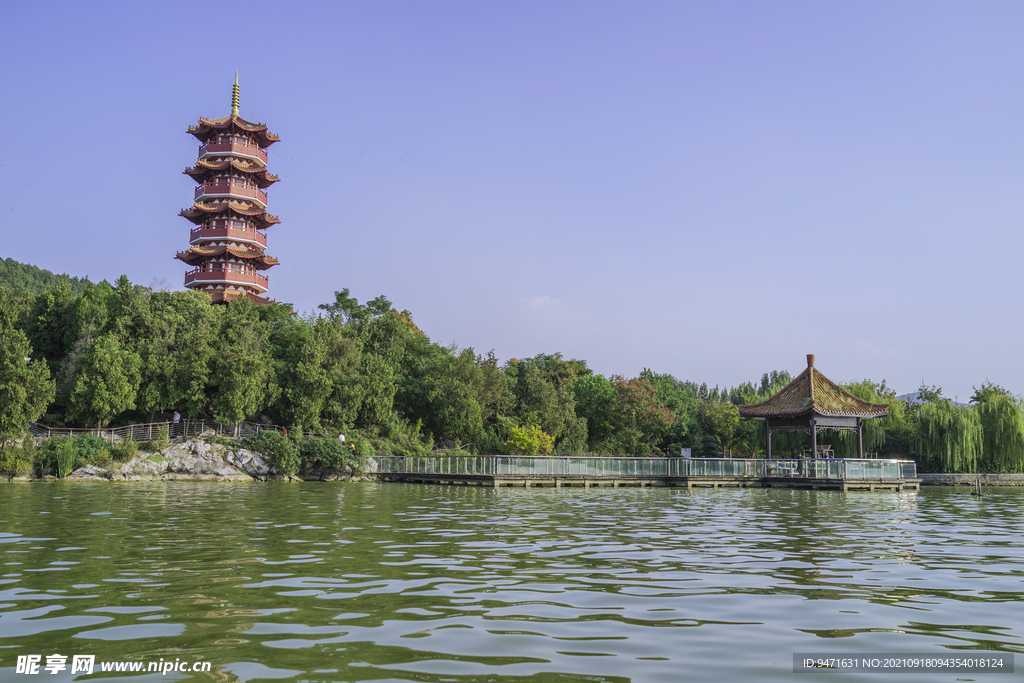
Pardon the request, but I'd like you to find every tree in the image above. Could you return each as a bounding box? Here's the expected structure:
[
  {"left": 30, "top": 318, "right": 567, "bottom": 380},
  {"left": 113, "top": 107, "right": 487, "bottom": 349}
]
[
  {"left": 66, "top": 333, "right": 141, "bottom": 428},
  {"left": 27, "top": 281, "right": 78, "bottom": 372},
  {"left": 0, "top": 257, "right": 89, "bottom": 298},
  {"left": 608, "top": 375, "right": 677, "bottom": 455},
  {"left": 976, "top": 395, "right": 1024, "bottom": 473},
  {"left": 0, "top": 327, "right": 55, "bottom": 443},
  {"left": 700, "top": 400, "right": 740, "bottom": 456},
  {"left": 357, "top": 352, "right": 397, "bottom": 427},
  {"left": 317, "top": 288, "right": 393, "bottom": 329},
  {"left": 570, "top": 372, "right": 616, "bottom": 448},
  {"left": 971, "top": 381, "right": 1011, "bottom": 405},
  {"left": 207, "top": 298, "right": 277, "bottom": 428},
  {"left": 916, "top": 383, "right": 944, "bottom": 404},
  {"left": 915, "top": 401, "right": 982, "bottom": 473},
  {"left": 507, "top": 361, "right": 571, "bottom": 440},
  {"left": 134, "top": 290, "right": 216, "bottom": 421},
  {"left": 279, "top": 317, "right": 358, "bottom": 429}
]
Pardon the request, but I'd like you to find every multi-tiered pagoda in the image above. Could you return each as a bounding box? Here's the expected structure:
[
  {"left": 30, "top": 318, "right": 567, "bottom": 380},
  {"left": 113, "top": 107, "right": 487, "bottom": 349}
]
[{"left": 176, "top": 75, "right": 280, "bottom": 305}]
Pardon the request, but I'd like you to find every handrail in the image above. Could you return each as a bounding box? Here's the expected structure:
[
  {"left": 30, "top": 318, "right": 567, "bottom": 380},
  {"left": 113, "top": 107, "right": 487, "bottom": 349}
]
[{"left": 370, "top": 455, "right": 916, "bottom": 480}]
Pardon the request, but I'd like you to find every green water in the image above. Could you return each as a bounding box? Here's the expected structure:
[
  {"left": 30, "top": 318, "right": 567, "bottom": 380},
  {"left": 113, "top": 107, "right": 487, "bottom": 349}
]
[{"left": 1, "top": 483, "right": 1021, "bottom": 682}]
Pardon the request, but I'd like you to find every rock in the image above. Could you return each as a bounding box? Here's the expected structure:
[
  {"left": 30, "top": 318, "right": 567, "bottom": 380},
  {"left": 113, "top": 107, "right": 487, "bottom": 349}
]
[
  {"left": 65, "top": 465, "right": 111, "bottom": 481},
  {"left": 229, "top": 449, "right": 271, "bottom": 477}
]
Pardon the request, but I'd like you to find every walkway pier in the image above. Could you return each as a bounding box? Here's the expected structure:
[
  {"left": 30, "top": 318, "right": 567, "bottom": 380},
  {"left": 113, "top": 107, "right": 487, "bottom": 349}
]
[{"left": 372, "top": 456, "right": 920, "bottom": 492}]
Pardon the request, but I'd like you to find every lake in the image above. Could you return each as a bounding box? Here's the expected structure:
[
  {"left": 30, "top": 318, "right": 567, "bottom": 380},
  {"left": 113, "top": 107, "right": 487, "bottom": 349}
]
[{"left": 1, "top": 482, "right": 1021, "bottom": 681}]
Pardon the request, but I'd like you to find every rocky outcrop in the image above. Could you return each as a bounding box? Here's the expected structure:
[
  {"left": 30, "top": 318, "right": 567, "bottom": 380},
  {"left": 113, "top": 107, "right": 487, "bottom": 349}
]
[
  {"left": 63, "top": 440, "right": 276, "bottom": 482},
  {"left": 19, "top": 439, "right": 366, "bottom": 482}
]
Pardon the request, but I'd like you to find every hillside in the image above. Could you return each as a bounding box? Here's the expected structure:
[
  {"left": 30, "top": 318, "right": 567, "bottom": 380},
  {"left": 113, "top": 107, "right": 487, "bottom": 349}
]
[{"left": 0, "top": 257, "right": 90, "bottom": 297}]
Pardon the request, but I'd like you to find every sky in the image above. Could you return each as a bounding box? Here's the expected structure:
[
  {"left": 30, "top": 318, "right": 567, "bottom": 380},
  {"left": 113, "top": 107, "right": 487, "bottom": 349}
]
[{"left": 1, "top": 1, "right": 1021, "bottom": 401}]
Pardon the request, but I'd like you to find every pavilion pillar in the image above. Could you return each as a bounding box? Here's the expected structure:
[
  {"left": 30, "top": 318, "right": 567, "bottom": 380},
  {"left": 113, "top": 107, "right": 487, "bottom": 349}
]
[
  {"left": 809, "top": 418, "right": 817, "bottom": 458},
  {"left": 765, "top": 419, "right": 772, "bottom": 459},
  {"left": 856, "top": 418, "right": 863, "bottom": 459}
]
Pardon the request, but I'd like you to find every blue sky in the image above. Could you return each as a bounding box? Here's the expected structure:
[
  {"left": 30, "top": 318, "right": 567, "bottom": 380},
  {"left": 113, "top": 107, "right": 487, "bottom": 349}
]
[{"left": 2, "top": 1, "right": 1021, "bottom": 400}]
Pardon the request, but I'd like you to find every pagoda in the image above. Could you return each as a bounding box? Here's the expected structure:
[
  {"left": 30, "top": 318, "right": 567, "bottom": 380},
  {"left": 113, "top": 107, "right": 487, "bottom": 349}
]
[
  {"left": 176, "top": 75, "right": 281, "bottom": 305},
  {"left": 739, "top": 354, "right": 889, "bottom": 459}
]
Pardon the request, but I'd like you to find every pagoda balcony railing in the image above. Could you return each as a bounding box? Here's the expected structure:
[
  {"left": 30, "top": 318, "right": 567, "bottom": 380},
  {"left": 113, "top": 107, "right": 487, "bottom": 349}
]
[
  {"left": 184, "top": 268, "right": 268, "bottom": 291},
  {"left": 190, "top": 225, "right": 267, "bottom": 248},
  {"left": 195, "top": 181, "right": 268, "bottom": 205},
  {"left": 199, "top": 140, "right": 268, "bottom": 163}
]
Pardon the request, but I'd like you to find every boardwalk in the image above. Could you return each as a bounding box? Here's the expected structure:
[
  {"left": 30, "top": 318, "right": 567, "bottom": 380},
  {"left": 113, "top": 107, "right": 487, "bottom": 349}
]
[{"left": 373, "top": 456, "right": 920, "bottom": 492}]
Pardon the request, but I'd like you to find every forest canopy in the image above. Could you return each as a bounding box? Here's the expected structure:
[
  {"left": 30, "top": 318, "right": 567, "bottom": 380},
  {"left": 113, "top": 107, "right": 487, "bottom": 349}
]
[
  {"left": 0, "top": 257, "right": 90, "bottom": 297},
  {"left": 0, "top": 261, "right": 1021, "bottom": 473}
]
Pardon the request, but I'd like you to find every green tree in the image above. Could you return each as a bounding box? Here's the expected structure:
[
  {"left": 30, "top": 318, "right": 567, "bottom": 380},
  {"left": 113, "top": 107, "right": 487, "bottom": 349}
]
[
  {"left": 0, "top": 257, "right": 89, "bottom": 298},
  {"left": 134, "top": 290, "right": 217, "bottom": 421},
  {"left": 27, "top": 281, "right": 78, "bottom": 373},
  {"left": 970, "top": 381, "right": 1011, "bottom": 405},
  {"left": 608, "top": 375, "right": 677, "bottom": 455},
  {"left": 279, "top": 317, "right": 359, "bottom": 429},
  {"left": 207, "top": 298, "right": 277, "bottom": 428},
  {"left": 507, "top": 361, "right": 567, "bottom": 438},
  {"left": 0, "top": 326, "right": 55, "bottom": 443},
  {"left": 66, "top": 333, "right": 142, "bottom": 428},
  {"left": 570, "top": 372, "right": 616, "bottom": 447},
  {"left": 915, "top": 401, "right": 982, "bottom": 473},
  {"left": 700, "top": 400, "right": 741, "bottom": 456},
  {"left": 976, "top": 395, "right": 1024, "bottom": 473}
]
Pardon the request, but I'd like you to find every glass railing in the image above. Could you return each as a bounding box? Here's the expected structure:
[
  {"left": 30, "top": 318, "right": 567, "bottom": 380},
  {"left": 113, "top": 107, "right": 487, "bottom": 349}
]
[{"left": 370, "top": 456, "right": 917, "bottom": 480}]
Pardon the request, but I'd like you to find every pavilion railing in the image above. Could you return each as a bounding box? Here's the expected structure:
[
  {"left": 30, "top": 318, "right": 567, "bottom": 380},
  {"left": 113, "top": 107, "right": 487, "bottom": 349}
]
[{"left": 370, "top": 456, "right": 917, "bottom": 481}]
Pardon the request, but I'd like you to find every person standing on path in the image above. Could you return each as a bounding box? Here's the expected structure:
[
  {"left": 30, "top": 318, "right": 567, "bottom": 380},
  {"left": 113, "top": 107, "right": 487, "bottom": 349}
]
[{"left": 173, "top": 411, "right": 180, "bottom": 437}]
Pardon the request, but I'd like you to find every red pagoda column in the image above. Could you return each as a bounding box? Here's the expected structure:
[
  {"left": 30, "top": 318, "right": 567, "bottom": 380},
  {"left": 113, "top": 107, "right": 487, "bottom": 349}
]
[{"left": 176, "top": 75, "right": 281, "bottom": 305}]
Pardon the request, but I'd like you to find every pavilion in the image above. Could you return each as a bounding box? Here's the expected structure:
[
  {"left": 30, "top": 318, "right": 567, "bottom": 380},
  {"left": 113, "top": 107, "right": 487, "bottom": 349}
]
[{"left": 739, "top": 355, "right": 889, "bottom": 459}]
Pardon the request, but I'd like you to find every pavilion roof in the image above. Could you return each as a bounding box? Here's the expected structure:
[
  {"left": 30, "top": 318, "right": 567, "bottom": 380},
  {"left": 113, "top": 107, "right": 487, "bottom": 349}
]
[
  {"left": 183, "top": 159, "right": 279, "bottom": 187},
  {"left": 738, "top": 355, "right": 889, "bottom": 419},
  {"left": 187, "top": 115, "right": 279, "bottom": 148},
  {"left": 179, "top": 201, "right": 280, "bottom": 228},
  {"left": 175, "top": 245, "right": 279, "bottom": 270}
]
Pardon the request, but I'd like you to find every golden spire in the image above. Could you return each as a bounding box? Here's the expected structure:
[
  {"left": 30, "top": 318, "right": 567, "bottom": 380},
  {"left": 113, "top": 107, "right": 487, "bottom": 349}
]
[{"left": 231, "top": 72, "right": 240, "bottom": 117}]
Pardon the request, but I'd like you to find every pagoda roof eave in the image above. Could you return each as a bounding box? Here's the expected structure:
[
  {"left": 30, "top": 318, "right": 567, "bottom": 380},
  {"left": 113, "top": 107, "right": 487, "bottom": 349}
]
[
  {"left": 183, "top": 165, "right": 280, "bottom": 188},
  {"left": 175, "top": 245, "right": 280, "bottom": 270},
  {"left": 187, "top": 115, "right": 279, "bottom": 147},
  {"left": 207, "top": 290, "right": 277, "bottom": 306},
  {"left": 178, "top": 201, "right": 281, "bottom": 228}
]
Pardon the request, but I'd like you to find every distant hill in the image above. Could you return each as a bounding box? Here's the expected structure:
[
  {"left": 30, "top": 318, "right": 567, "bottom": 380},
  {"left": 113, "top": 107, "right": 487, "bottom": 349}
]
[
  {"left": 0, "top": 257, "right": 90, "bottom": 297},
  {"left": 896, "top": 391, "right": 968, "bottom": 407}
]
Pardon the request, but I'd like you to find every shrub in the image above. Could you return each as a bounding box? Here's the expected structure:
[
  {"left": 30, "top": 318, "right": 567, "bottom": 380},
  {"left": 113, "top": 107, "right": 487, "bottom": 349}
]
[
  {"left": 109, "top": 438, "right": 138, "bottom": 462},
  {"left": 37, "top": 435, "right": 110, "bottom": 475},
  {"left": 352, "top": 437, "right": 375, "bottom": 457},
  {"left": 0, "top": 443, "right": 36, "bottom": 477},
  {"left": 74, "top": 435, "right": 110, "bottom": 462},
  {"left": 244, "top": 430, "right": 300, "bottom": 476},
  {"left": 54, "top": 439, "right": 77, "bottom": 478},
  {"left": 507, "top": 424, "right": 554, "bottom": 456},
  {"left": 299, "top": 437, "right": 359, "bottom": 475},
  {"left": 140, "top": 426, "right": 169, "bottom": 453}
]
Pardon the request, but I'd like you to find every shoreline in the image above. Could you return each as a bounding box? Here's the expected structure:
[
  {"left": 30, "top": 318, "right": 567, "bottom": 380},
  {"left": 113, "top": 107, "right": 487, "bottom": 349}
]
[{"left": 4, "top": 438, "right": 1022, "bottom": 485}]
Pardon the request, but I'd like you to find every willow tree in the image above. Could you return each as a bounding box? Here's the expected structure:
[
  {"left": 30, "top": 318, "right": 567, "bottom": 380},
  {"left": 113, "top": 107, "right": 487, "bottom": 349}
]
[
  {"left": 915, "top": 401, "right": 982, "bottom": 473},
  {"left": 976, "top": 396, "right": 1024, "bottom": 473}
]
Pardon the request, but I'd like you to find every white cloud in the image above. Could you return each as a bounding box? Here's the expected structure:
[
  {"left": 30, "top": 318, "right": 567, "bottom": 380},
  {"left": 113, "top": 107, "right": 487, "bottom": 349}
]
[{"left": 518, "top": 295, "right": 561, "bottom": 310}]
